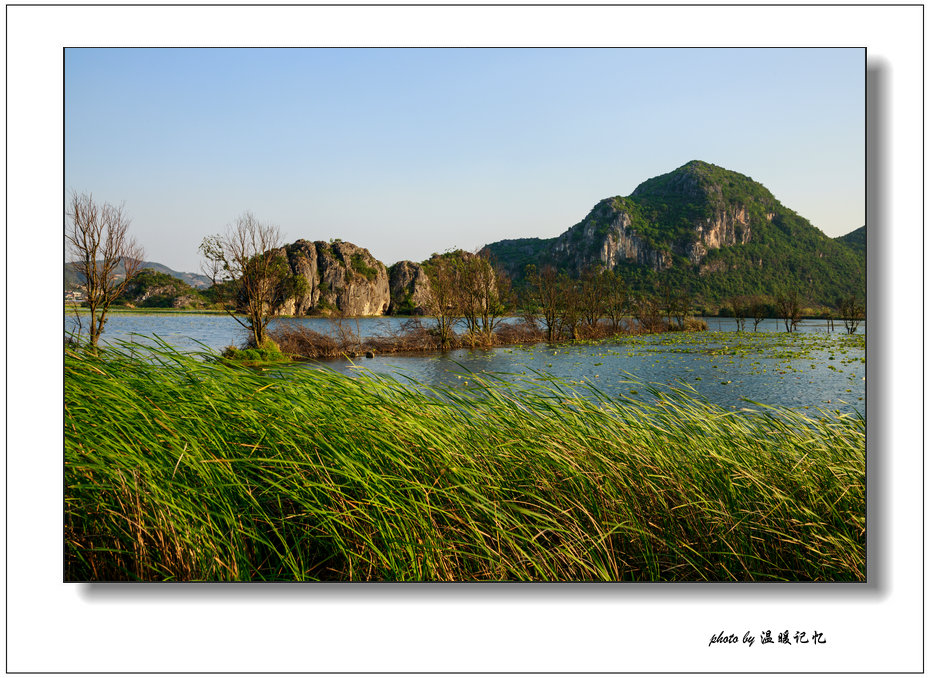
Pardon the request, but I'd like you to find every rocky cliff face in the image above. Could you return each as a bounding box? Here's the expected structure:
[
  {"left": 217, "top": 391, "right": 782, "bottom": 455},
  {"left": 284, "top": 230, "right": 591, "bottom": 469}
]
[
  {"left": 388, "top": 260, "right": 432, "bottom": 315},
  {"left": 683, "top": 206, "right": 755, "bottom": 266},
  {"left": 506, "top": 185, "right": 760, "bottom": 278},
  {"left": 272, "top": 242, "right": 490, "bottom": 317},
  {"left": 276, "top": 239, "right": 390, "bottom": 316},
  {"left": 552, "top": 200, "right": 673, "bottom": 273},
  {"left": 319, "top": 241, "right": 390, "bottom": 316},
  {"left": 488, "top": 161, "right": 780, "bottom": 277},
  {"left": 626, "top": 160, "right": 775, "bottom": 269},
  {"left": 280, "top": 240, "right": 320, "bottom": 314}
]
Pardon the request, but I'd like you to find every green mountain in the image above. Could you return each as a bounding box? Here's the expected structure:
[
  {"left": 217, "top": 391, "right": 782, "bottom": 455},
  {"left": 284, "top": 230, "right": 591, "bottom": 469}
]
[{"left": 484, "top": 160, "right": 865, "bottom": 309}]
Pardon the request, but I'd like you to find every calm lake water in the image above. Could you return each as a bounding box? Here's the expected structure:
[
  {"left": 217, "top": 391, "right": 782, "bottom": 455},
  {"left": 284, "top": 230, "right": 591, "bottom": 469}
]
[{"left": 65, "top": 313, "right": 866, "bottom": 414}]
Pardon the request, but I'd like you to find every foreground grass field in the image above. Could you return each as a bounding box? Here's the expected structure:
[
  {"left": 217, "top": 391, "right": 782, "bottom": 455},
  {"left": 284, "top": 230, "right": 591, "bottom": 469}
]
[{"left": 65, "top": 342, "right": 865, "bottom": 582}]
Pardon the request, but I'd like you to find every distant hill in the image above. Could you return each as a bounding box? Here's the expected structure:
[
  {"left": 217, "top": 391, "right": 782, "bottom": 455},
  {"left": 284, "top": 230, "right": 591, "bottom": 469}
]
[
  {"left": 116, "top": 268, "right": 209, "bottom": 309},
  {"left": 483, "top": 160, "right": 865, "bottom": 308},
  {"left": 132, "top": 261, "right": 211, "bottom": 289},
  {"left": 835, "top": 226, "right": 866, "bottom": 255},
  {"left": 65, "top": 258, "right": 211, "bottom": 290}
]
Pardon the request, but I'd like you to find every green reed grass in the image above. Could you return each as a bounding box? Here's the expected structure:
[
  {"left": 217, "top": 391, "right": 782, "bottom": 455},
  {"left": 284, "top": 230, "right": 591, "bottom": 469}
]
[{"left": 65, "top": 342, "right": 865, "bottom": 582}]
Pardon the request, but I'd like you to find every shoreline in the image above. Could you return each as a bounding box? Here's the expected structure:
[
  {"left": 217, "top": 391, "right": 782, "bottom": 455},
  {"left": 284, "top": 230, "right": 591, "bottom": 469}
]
[{"left": 65, "top": 305, "right": 853, "bottom": 322}]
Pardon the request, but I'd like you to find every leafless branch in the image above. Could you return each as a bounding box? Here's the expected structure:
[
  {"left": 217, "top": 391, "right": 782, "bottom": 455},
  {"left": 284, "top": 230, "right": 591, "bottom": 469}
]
[{"left": 66, "top": 191, "right": 143, "bottom": 348}]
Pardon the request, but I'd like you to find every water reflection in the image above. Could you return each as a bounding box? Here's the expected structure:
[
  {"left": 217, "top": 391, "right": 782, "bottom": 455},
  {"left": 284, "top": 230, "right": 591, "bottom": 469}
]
[
  {"left": 65, "top": 312, "right": 865, "bottom": 352},
  {"left": 64, "top": 313, "right": 865, "bottom": 413}
]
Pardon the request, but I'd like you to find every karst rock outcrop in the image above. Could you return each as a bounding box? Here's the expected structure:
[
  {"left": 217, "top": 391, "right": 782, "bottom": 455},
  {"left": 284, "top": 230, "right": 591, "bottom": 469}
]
[
  {"left": 388, "top": 260, "right": 433, "bottom": 315},
  {"left": 276, "top": 239, "right": 390, "bottom": 316}
]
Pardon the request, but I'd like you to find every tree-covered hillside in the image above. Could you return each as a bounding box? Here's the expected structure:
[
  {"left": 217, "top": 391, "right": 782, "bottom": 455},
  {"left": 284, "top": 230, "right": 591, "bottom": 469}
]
[
  {"left": 484, "top": 160, "right": 865, "bottom": 310},
  {"left": 116, "top": 268, "right": 209, "bottom": 308},
  {"left": 835, "top": 226, "right": 866, "bottom": 255}
]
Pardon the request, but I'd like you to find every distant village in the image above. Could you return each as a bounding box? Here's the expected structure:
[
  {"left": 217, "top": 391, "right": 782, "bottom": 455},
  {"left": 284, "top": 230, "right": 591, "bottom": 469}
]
[{"left": 65, "top": 285, "right": 86, "bottom": 304}]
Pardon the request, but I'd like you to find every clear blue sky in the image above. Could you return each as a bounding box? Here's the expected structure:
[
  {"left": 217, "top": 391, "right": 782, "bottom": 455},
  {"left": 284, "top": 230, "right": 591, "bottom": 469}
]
[{"left": 65, "top": 47, "right": 864, "bottom": 273}]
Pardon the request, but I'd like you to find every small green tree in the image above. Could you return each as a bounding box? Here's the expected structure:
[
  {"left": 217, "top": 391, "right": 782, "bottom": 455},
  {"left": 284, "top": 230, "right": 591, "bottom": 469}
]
[
  {"left": 474, "top": 253, "right": 512, "bottom": 344},
  {"left": 526, "top": 264, "right": 561, "bottom": 343},
  {"left": 423, "top": 252, "right": 462, "bottom": 350}
]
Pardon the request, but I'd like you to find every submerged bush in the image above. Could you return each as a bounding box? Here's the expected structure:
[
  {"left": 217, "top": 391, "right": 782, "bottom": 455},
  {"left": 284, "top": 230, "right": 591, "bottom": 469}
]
[{"left": 221, "top": 339, "right": 288, "bottom": 363}]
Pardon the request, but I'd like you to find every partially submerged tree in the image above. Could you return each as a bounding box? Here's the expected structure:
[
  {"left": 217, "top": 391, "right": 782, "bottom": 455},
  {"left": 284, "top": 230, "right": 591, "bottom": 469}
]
[
  {"left": 775, "top": 288, "right": 803, "bottom": 333},
  {"left": 459, "top": 254, "right": 512, "bottom": 346},
  {"left": 660, "top": 281, "right": 676, "bottom": 328},
  {"left": 670, "top": 290, "right": 691, "bottom": 330},
  {"left": 727, "top": 295, "right": 748, "bottom": 332},
  {"left": 458, "top": 257, "right": 482, "bottom": 346},
  {"left": 423, "top": 251, "right": 462, "bottom": 350},
  {"left": 66, "top": 191, "right": 144, "bottom": 349},
  {"left": 200, "top": 212, "right": 296, "bottom": 348},
  {"left": 602, "top": 269, "right": 628, "bottom": 333},
  {"left": 458, "top": 252, "right": 509, "bottom": 347},
  {"left": 525, "top": 264, "right": 561, "bottom": 343},
  {"left": 471, "top": 252, "right": 512, "bottom": 345},
  {"left": 556, "top": 273, "right": 582, "bottom": 342},
  {"left": 633, "top": 294, "right": 664, "bottom": 333},
  {"left": 578, "top": 266, "right": 608, "bottom": 334},
  {"left": 838, "top": 295, "right": 865, "bottom": 334},
  {"left": 749, "top": 295, "right": 770, "bottom": 332}
]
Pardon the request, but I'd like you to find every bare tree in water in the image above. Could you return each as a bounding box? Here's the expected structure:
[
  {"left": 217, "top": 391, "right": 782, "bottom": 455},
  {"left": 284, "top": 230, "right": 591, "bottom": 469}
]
[
  {"left": 602, "top": 269, "right": 628, "bottom": 333},
  {"left": 66, "top": 191, "right": 144, "bottom": 349},
  {"left": 727, "top": 295, "right": 748, "bottom": 332},
  {"left": 578, "top": 266, "right": 608, "bottom": 335},
  {"left": 200, "top": 212, "right": 295, "bottom": 348},
  {"left": 556, "top": 273, "right": 582, "bottom": 341},
  {"left": 633, "top": 294, "right": 664, "bottom": 333},
  {"left": 749, "top": 295, "right": 769, "bottom": 331},
  {"left": 670, "top": 289, "right": 691, "bottom": 330},
  {"left": 775, "top": 288, "right": 803, "bottom": 333},
  {"left": 839, "top": 295, "right": 865, "bottom": 334}
]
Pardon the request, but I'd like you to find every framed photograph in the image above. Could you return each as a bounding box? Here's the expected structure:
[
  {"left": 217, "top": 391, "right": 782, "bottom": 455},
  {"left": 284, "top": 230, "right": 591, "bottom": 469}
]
[{"left": 8, "top": 4, "right": 922, "bottom": 673}]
